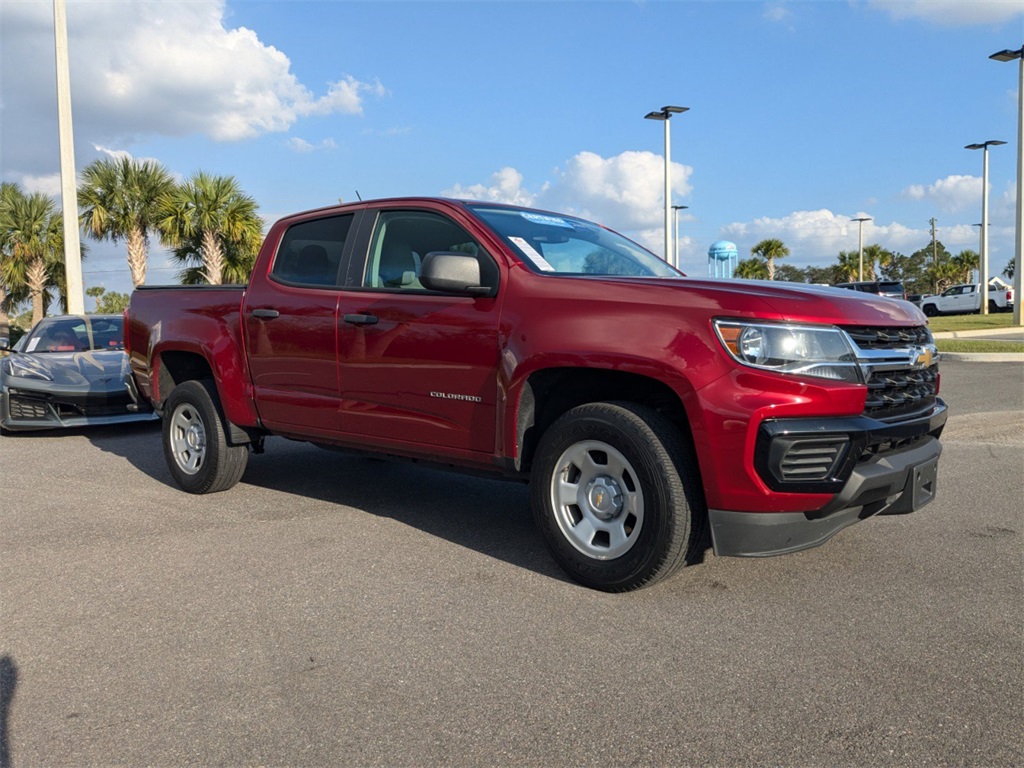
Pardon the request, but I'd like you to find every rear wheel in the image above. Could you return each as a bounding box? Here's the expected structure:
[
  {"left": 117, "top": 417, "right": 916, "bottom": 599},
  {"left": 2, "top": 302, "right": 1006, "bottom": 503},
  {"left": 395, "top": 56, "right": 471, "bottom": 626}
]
[
  {"left": 162, "top": 379, "right": 248, "bottom": 494},
  {"left": 922, "top": 303, "right": 938, "bottom": 317},
  {"left": 530, "top": 402, "right": 706, "bottom": 592},
  {"left": 988, "top": 299, "right": 999, "bottom": 313}
]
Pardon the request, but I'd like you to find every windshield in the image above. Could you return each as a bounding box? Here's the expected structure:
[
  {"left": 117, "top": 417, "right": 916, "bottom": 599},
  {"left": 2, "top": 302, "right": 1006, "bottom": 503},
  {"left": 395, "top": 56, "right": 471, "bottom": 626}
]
[
  {"left": 468, "top": 204, "right": 679, "bottom": 278},
  {"left": 22, "top": 316, "right": 124, "bottom": 353}
]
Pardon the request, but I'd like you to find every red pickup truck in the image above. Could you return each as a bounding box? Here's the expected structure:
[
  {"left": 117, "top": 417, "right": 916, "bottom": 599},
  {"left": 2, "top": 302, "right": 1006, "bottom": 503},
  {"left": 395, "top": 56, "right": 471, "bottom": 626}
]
[{"left": 126, "top": 197, "right": 947, "bottom": 591}]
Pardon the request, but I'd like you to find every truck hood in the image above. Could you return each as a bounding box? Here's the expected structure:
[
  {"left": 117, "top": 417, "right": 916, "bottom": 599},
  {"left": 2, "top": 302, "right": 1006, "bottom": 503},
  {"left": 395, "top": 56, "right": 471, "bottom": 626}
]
[{"left": 643, "top": 277, "right": 928, "bottom": 327}]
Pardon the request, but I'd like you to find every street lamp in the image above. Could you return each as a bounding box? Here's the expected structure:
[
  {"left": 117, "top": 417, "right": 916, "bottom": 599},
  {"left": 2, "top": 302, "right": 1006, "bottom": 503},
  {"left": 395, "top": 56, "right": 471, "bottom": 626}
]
[
  {"left": 991, "top": 45, "right": 1024, "bottom": 326},
  {"left": 851, "top": 217, "right": 872, "bottom": 281},
  {"left": 966, "top": 140, "right": 1006, "bottom": 314},
  {"left": 645, "top": 105, "right": 689, "bottom": 263},
  {"left": 671, "top": 205, "right": 689, "bottom": 270}
]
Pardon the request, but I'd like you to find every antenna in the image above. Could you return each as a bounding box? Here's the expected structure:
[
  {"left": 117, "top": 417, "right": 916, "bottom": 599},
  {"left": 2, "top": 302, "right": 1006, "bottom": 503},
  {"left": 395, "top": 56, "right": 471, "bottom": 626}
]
[{"left": 355, "top": 190, "right": 363, "bottom": 201}]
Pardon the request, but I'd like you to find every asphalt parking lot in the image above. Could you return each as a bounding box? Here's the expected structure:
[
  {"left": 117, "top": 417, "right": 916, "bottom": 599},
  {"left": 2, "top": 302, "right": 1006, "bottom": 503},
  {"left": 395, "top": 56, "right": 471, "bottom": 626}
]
[{"left": 1, "top": 360, "right": 1021, "bottom": 767}]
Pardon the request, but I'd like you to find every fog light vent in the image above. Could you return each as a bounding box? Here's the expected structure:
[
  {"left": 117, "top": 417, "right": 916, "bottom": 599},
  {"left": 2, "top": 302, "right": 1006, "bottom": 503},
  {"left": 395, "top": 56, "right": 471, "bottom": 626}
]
[{"left": 777, "top": 437, "right": 849, "bottom": 481}]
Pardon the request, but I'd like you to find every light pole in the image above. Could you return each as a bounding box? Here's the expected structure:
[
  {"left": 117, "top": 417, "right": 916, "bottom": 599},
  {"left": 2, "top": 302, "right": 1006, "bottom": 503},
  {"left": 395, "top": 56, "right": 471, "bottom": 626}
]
[
  {"left": 645, "top": 105, "right": 688, "bottom": 263},
  {"left": 54, "top": 0, "right": 84, "bottom": 315},
  {"left": 851, "top": 217, "right": 872, "bottom": 281},
  {"left": 966, "top": 140, "right": 1006, "bottom": 314},
  {"left": 671, "top": 205, "right": 688, "bottom": 270},
  {"left": 991, "top": 45, "right": 1024, "bottom": 326}
]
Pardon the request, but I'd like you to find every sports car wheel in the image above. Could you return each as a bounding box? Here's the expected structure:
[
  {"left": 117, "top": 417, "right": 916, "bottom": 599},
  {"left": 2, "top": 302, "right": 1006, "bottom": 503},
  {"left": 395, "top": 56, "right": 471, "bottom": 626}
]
[{"left": 162, "top": 379, "right": 248, "bottom": 494}]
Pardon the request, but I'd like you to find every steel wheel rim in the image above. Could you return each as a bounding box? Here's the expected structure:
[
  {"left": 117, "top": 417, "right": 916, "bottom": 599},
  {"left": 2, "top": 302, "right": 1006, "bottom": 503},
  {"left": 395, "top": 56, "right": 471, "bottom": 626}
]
[
  {"left": 169, "top": 403, "right": 207, "bottom": 476},
  {"left": 549, "top": 439, "right": 644, "bottom": 560}
]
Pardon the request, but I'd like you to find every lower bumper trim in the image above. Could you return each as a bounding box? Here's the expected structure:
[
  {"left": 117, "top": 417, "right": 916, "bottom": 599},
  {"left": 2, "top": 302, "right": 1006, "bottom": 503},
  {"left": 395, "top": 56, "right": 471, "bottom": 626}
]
[{"left": 710, "top": 436, "right": 942, "bottom": 557}]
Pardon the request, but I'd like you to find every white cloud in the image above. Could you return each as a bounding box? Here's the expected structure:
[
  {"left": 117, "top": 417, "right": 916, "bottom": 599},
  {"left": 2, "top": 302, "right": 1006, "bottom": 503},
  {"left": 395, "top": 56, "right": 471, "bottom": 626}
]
[
  {"left": 0, "top": 0, "right": 384, "bottom": 176},
  {"left": 21, "top": 174, "right": 62, "bottom": 197},
  {"left": 286, "top": 137, "right": 338, "bottom": 153},
  {"left": 444, "top": 150, "right": 694, "bottom": 255},
  {"left": 763, "top": 3, "right": 792, "bottom": 23},
  {"left": 444, "top": 167, "right": 538, "bottom": 207},
  {"left": 903, "top": 175, "right": 982, "bottom": 213},
  {"left": 867, "top": 0, "right": 1023, "bottom": 26}
]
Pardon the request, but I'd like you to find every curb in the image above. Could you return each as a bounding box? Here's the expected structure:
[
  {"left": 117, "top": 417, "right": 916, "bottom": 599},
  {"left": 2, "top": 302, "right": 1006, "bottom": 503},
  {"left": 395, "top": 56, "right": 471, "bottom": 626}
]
[
  {"left": 932, "top": 328, "right": 1024, "bottom": 339},
  {"left": 939, "top": 352, "right": 1024, "bottom": 363}
]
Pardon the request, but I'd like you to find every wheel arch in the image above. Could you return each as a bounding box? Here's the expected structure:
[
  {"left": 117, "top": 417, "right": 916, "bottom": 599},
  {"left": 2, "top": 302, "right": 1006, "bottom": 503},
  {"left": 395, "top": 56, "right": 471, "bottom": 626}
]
[
  {"left": 154, "top": 347, "right": 258, "bottom": 445},
  {"left": 513, "top": 367, "right": 698, "bottom": 476}
]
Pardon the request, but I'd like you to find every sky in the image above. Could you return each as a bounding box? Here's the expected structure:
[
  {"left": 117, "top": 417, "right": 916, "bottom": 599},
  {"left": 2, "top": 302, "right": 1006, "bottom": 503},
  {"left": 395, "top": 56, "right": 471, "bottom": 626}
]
[{"left": 1, "top": 0, "right": 1023, "bottom": 301}]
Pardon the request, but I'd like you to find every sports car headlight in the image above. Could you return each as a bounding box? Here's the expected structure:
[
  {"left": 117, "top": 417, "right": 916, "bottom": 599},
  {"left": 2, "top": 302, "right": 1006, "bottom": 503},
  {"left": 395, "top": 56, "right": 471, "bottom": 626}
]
[
  {"left": 713, "top": 320, "right": 863, "bottom": 383},
  {"left": 0, "top": 356, "right": 54, "bottom": 381}
]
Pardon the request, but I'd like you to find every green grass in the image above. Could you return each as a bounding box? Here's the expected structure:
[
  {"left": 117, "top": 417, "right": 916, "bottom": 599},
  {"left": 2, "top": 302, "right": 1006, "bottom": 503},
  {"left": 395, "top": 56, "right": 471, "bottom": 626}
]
[
  {"left": 936, "top": 339, "right": 1024, "bottom": 354},
  {"left": 927, "top": 313, "right": 1016, "bottom": 333}
]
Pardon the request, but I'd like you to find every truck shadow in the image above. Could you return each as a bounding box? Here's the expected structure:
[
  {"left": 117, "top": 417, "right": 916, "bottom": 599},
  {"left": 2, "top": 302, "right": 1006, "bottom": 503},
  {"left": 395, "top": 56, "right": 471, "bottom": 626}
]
[{"left": 241, "top": 440, "right": 567, "bottom": 584}]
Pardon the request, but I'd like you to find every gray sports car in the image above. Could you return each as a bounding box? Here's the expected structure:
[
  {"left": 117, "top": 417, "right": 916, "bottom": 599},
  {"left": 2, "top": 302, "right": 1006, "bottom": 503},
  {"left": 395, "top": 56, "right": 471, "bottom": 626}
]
[{"left": 0, "top": 314, "right": 157, "bottom": 433}]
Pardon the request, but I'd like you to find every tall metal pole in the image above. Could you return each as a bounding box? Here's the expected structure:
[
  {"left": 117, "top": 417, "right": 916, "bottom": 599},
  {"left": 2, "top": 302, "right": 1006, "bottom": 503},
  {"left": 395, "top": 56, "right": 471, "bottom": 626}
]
[
  {"left": 1016, "top": 55, "right": 1023, "bottom": 325},
  {"left": 851, "top": 217, "right": 871, "bottom": 281},
  {"left": 967, "top": 141, "right": 1005, "bottom": 315},
  {"left": 645, "top": 106, "right": 688, "bottom": 264},
  {"left": 672, "top": 205, "right": 688, "bottom": 271},
  {"left": 990, "top": 46, "right": 1024, "bottom": 326},
  {"left": 54, "top": 0, "right": 84, "bottom": 315},
  {"left": 663, "top": 117, "right": 672, "bottom": 265}
]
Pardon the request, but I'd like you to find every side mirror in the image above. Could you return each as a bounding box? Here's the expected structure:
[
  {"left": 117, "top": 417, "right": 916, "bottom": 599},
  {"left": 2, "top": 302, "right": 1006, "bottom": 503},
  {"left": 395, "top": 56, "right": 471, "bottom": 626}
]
[
  {"left": 0, "top": 338, "right": 8, "bottom": 351},
  {"left": 420, "top": 252, "right": 491, "bottom": 296}
]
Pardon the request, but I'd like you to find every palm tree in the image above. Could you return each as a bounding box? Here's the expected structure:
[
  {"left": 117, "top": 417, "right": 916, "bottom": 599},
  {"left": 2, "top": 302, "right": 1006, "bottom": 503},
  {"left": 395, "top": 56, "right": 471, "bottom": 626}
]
[
  {"left": 734, "top": 257, "right": 768, "bottom": 279},
  {"left": 750, "top": 238, "right": 790, "bottom": 281},
  {"left": 79, "top": 156, "right": 176, "bottom": 288},
  {"left": 834, "top": 250, "right": 861, "bottom": 282},
  {"left": 171, "top": 235, "right": 259, "bottom": 285},
  {"left": 0, "top": 187, "right": 66, "bottom": 325},
  {"left": 951, "top": 250, "right": 979, "bottom": 284},
  {"left": 861, "top": 243, "right": 895, "bottom": 282},
  {"left": 158, "top": 171, "right": 262, "bottom": 285},
  {"left": 0, "top": 182, "right": 21, "bottom": 339}
]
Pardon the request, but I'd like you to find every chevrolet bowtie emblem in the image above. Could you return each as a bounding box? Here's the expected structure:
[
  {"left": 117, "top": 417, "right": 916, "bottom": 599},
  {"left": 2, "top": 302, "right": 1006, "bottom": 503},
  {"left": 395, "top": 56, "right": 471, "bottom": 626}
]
[{"left": 914, "top": 347, "right": 933, "bottom": 368}]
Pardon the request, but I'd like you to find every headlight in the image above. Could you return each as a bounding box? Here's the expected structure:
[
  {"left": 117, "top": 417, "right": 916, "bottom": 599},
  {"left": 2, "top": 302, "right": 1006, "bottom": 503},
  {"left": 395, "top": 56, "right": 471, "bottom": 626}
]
[
  {"left": 714, "top": 320, "right": 863, "bottom": 383},
  {"left": 0, "top": 356, "right": 54, "bottom": 381}
]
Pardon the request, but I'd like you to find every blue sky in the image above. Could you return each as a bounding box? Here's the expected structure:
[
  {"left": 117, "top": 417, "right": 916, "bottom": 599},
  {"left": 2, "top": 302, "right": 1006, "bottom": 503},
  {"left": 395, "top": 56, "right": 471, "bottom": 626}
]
[{"left": 1, "top": 0, "right": 1022, "bottom": 299}]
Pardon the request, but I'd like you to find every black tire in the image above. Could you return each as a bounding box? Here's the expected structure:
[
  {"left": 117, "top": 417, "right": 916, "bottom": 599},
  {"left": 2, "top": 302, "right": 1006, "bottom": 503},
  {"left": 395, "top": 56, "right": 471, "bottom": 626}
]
[
  {"left": 530, "top": 401, "right": 706, "bottom": 592},
  {"left": 988, "top": 300, "right": 999, "bottom": 314},
  {"left": 162, "top": 379, "right": 248, "bottom": 494},
  {"left": 922, "top": 303, "right": 938, "bottom": 317}
]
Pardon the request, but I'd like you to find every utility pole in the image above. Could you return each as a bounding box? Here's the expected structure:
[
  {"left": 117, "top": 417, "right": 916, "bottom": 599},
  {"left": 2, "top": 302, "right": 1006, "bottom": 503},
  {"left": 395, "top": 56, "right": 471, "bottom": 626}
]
[
  {"left": 54, "top": 0, "right": 84, "bottom": 315},
  {"left": 930, "top": 217, "right": 938, "bottom": 293}
]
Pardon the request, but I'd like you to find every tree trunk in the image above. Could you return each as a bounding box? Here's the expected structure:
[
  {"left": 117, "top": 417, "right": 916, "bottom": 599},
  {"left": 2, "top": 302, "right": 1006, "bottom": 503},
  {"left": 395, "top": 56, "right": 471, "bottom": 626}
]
[
  {"left": 0, "top": 286, "right": 9, "bottom": 344},
  {"left": 28, "top": 257, "right": 47, "bottom": 326},
  {"left": 767, "top": 258, "right": 776, "bottom": 281},
  {"left": 127, "top": 226, "right": 148, "bottom": 287},
  {"left": 201, "top": 230, "right": 224, "bottom": 285}
]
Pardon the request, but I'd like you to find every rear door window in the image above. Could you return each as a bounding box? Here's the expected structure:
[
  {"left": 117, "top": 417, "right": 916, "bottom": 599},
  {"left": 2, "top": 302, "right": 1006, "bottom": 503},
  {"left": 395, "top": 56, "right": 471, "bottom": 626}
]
[{"left": 271, "top": 214, "right": 354, "bottom": 288}]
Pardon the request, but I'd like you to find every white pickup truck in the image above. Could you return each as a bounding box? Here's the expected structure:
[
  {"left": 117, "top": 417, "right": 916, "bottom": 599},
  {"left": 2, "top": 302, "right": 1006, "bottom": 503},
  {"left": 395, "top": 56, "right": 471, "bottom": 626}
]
[{"left": 920, "top": 280, "right": 1014, "bottom": 316}]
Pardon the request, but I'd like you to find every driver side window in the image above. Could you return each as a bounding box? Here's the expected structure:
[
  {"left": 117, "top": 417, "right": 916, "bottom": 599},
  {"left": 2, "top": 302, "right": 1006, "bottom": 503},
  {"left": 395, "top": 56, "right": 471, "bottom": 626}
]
[{"left": 363, "top": 210, "right": 497, "bottom": 292}]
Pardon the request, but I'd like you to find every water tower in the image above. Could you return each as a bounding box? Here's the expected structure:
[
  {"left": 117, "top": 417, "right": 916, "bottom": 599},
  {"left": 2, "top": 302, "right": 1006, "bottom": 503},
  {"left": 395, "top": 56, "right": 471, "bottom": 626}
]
[{"left": 708, "top": 240, "right": 738, "bottom": 278}]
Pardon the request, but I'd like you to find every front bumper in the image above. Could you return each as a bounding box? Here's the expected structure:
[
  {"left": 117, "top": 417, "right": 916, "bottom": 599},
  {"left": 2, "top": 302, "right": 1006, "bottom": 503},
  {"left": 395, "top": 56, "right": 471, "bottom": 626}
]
[
  {"left": 0, "top": 379, "right": 158, "bottom": 433},
  {"left": 709, "top": 399, "right": 946, "bottom": 557}
]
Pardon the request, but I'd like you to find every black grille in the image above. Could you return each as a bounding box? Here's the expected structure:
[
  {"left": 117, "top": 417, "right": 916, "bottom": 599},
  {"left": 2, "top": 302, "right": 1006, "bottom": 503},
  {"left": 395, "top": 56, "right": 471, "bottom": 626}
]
[
  {"left": 841, "top": 325, "right": 932, "bottom": 349},
  {"left": 863, "top": 364, "right": 938, "bottom": 421},
  {"left": 9, "top": 395, "right": 49, "bottom": 420},
  {"left": 778, "top": 438, "right": 847, "bottom": 481}
]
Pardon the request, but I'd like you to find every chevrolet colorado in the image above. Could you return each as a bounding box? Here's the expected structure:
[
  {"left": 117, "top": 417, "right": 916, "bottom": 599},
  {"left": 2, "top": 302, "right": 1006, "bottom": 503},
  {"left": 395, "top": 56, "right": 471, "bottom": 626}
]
[{"left": 126, "top": 198, "right": 947, "bottom": 591}]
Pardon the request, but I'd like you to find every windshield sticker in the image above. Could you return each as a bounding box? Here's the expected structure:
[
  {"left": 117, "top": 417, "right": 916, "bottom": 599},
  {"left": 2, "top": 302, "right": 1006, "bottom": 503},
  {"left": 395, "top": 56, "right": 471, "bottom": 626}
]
[
  {"left": 26, "top": 337, "right": 40, "bottom": 352},
  {"left": 509, "top": 237, "right": 556, "bottom": 272},
  {"left": 520, "top": 212, "right": 574, "bottom": 229}
]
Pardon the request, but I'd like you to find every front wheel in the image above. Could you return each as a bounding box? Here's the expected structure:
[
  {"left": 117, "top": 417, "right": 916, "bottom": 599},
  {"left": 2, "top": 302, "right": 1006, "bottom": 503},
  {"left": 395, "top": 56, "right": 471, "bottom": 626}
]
[
  {"left": 162, "top": 379, "right": 249, "bottom": 494},
  {"left": 530, "top": 402, "right": 706, "bottom": 592}
]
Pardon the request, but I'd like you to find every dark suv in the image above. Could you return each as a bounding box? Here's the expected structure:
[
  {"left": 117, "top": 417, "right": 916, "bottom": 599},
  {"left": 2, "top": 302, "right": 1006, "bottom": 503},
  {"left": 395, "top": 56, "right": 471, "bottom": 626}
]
[{"left": 835, "top": 280, "right": 907, "bottom": 300}]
